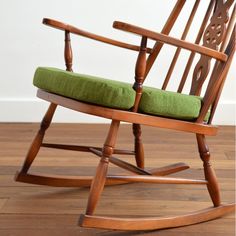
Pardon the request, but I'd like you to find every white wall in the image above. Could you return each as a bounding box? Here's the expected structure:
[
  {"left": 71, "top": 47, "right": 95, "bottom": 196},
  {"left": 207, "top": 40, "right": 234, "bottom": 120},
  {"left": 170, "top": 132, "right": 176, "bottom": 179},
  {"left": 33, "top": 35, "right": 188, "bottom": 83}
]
[{"left": 0, "top": 0, "right": 235, "bottom": 124}]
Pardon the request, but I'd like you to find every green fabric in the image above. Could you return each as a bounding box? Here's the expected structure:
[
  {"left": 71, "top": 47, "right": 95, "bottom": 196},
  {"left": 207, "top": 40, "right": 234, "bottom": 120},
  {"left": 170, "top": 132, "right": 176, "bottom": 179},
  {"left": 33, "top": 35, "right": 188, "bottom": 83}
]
[
  {"left": 140, "top": 86, "right": 206, "bottom": 120},
  {"left": 33, "top": 67, "right": 135, "bottom": 110},
  {"left": 33, "top": 67, "right": 209, "bottom": 121}
]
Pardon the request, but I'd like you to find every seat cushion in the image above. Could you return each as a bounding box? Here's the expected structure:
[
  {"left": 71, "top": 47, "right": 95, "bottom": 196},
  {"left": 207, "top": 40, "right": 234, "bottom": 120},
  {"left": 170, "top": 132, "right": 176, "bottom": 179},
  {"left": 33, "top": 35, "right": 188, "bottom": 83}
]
[
  {"left": 33, "top": 67, "right": 208, "bottom": 121},
  {"left": 33, "top": 67, "right": 136, "bottom": 110},
  {"left": 139, "top": 86, "right": 208, "bottom": 120}
]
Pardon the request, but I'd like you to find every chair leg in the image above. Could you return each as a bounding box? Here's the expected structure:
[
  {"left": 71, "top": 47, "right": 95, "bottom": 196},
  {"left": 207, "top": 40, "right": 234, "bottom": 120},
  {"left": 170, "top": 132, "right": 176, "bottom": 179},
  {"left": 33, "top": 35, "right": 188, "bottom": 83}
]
[
  {"left": 19, "top": 103, "right": 57, "bottom": 173},
  {"left": 196, "top": 134, "right": 221, "bottom": 207},
  {"left": 85, "top": 120, "right": 120, "bottom": 215},
  {"left": 132, "top": 123, "right": 145, "bottom": 169}
]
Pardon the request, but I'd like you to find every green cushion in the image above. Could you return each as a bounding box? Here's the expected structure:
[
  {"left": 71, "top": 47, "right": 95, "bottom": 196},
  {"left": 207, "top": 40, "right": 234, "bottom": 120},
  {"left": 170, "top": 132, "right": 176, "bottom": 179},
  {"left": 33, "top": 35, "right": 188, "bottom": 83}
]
[
  {"left": 33, "top": 67, "right": 135, "bottom": 110},
  {"left": 33, "top": 67, "right": 209, "bottom": 121},
  {"left": 139, "top": 86, "right": 207, "bottom": 120}
]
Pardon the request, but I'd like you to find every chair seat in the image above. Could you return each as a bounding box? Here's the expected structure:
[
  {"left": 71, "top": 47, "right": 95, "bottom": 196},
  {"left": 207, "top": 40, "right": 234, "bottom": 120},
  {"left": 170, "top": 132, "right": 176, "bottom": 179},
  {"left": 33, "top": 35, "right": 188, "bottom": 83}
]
[{"left": 33, "top": 67, "right": 208, "bottom": 121}]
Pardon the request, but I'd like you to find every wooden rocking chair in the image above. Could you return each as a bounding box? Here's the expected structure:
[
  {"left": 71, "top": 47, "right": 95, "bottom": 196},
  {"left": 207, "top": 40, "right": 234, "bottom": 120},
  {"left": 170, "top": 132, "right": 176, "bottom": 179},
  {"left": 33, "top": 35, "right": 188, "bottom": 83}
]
[{"left": 15, "top": 0, "right": 235, "bottom": 231}]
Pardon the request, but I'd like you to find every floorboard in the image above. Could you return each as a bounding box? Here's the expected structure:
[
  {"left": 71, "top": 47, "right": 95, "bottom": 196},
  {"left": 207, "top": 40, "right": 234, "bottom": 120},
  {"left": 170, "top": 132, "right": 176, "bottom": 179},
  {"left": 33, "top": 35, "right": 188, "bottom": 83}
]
[{"left": 0, "top": 123, "right": 234, "bottom": 235}]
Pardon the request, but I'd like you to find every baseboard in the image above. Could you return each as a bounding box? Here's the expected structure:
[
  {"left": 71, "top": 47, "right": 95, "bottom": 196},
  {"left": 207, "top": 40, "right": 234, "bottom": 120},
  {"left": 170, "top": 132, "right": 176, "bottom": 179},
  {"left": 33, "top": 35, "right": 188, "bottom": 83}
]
[{"left": 0, "top": 98, "right": 235, "bottom": 125}]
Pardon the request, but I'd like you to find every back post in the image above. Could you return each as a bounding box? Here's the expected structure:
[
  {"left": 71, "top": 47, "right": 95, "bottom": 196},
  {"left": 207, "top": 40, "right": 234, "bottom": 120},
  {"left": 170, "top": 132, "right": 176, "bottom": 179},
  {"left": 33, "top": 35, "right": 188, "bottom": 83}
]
[
  {"left": 145, "top": 0, "right": 186, "bottom": 80},
  {"left": 132, "top": 0, "right": 187, "bottom": 169}
]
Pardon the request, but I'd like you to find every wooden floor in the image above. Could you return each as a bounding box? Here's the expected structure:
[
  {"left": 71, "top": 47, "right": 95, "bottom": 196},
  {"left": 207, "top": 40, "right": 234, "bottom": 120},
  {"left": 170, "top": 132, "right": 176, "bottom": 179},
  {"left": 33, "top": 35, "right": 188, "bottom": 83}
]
[{"left": 0, "top": 123, "right": 235, "bottom": 236}]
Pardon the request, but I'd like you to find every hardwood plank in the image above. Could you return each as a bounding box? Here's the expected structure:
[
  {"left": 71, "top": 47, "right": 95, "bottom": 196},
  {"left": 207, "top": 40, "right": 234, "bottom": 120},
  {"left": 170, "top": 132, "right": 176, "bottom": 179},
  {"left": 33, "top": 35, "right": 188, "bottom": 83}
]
[
  {"left": 0, "top": 199, "right": 8, "bottom": 211},
  {"left": 0, "top": 229, "right": 102, "bottom": 236},
  {"left": 1, "top": 198, "right": 235, "bottom": 219},
  {"left": 0, "top": 123, "right": 234, "bottom": 235},
  {"left": 0, "top": 216, "right": 234, "bottom": 235},
  {"left": 0, "top": 229, "right": 233, "bottom": 236}
]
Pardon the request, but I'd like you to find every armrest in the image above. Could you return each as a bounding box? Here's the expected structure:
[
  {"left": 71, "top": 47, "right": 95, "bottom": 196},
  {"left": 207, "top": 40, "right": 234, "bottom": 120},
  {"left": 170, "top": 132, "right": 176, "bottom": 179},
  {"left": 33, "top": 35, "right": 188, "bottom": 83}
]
[
  {"left": 113, "top": 21, "right": 228, "bottom": 62},
  {"left": 42, "top": 18, "right": 152, "bottom": 53}
]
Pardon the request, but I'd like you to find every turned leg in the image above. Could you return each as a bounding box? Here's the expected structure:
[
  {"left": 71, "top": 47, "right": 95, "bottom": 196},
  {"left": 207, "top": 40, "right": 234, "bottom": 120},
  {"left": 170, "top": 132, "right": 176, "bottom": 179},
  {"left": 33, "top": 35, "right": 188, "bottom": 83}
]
[
  {"left": 20, "top": 103, "right": 57, "bottom": 173},
  {"left": 132, "top": 123, "right": 145, "bottom": 169},
  {"left": 196, "top": 134, "right": 221, "bottom": 207},
  {"left": 85, "top": 120, "right": 120, "bottom": 215}
]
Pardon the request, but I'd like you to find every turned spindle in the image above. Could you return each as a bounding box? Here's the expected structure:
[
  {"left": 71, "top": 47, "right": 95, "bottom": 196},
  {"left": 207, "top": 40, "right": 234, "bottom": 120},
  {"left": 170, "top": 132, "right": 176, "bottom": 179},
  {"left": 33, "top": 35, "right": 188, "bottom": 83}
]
[
  {"left": 64, "top": 31, "right": 73, "bottom": 71},
  {"left": 132, "top": 36, "right": 147, "bottom": 112}
]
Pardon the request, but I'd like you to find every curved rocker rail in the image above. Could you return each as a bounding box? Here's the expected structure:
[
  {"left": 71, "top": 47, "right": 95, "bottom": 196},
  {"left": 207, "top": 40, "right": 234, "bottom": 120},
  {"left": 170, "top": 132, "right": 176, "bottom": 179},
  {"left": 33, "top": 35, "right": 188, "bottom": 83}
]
[
  {"left": 16, "top": 172, "right": 206, "bottom": 187},
  {"left": 80, "top": 203, "right": 235, "bottom": 231},
  {"left": 15, "top": 162, "right": 190, "bottom": 187},
  {"left": 37, "top": 89, "right": 218, "bottom": 136},
  {"left": 15, "top": 172, "right": 126, "bottom": 187}
]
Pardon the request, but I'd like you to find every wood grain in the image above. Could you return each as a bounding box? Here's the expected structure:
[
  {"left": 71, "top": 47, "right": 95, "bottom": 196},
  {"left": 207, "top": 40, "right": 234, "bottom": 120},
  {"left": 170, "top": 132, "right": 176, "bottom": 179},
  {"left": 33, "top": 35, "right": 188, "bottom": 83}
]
[
  {"left": 42, "top": 18, "right": 152, "bottom": 54},
  {"left": 0, "top": 123, "right": 234, "bottom": 235},
  {"left": 113, "top": 21, "right": 228, "bottom": 61},
  {"left": 37, "top": 89, "right": 218, "bottom": 136}
]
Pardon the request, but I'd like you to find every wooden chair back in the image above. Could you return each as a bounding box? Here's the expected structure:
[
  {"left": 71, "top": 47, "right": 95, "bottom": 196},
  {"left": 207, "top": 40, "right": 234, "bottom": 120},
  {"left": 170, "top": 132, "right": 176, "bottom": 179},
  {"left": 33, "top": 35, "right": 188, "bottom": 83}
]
[
  {"left": 145, "top": 0, "right": 235, "bottom": 124},
  {"left": 43, "top": 0, "right": 235, "bottom": 125}
]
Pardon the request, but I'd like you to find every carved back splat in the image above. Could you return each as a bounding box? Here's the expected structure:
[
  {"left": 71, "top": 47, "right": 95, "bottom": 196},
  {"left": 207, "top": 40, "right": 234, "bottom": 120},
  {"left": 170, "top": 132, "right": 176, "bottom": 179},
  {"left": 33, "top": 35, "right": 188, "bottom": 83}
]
[{"left": 190, "top": 0, "right": 234, "bottom": 96}]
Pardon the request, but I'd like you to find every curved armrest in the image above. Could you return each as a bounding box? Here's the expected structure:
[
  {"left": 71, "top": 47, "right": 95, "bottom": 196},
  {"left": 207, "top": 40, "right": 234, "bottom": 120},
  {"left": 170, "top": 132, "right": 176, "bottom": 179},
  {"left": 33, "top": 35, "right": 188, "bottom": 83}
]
[
  {"left": 43, "top": 18, "right": 152, "bottom": 53},
  {"left": 113, "top": 21, "right": 228, "bottom": 62}
]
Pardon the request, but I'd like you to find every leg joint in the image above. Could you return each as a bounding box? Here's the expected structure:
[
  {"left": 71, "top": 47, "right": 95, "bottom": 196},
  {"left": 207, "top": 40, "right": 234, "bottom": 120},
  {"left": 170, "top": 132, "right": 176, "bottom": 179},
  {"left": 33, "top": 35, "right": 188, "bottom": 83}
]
[
  {"left": 102, "top": 145, "right": 114, "bottom": 158},
  {"left": 200, "top": 151, "right": 210, "bottom": 163}
]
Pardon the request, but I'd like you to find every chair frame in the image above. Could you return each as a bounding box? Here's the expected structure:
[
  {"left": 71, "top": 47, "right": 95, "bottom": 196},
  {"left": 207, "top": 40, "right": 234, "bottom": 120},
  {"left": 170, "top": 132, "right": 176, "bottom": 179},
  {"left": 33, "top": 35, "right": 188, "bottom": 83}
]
[{"left": 15, "top": 0, "right": 235, "bottom": 231}]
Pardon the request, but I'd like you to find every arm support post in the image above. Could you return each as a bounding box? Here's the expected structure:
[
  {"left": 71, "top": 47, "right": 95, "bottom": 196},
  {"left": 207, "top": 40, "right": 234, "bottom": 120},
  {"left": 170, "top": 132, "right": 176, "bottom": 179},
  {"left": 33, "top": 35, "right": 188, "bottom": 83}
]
[
  {"left": 64, "top": 31, "right": 73, "bottom": 71},
  {"left": 132, "top": 36, "right": 147, "bottom": 112}
]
